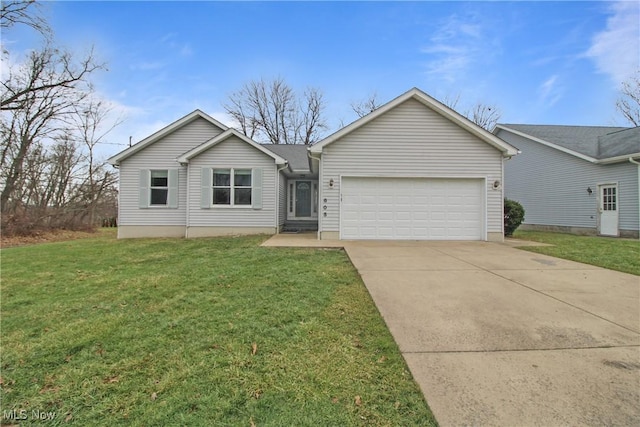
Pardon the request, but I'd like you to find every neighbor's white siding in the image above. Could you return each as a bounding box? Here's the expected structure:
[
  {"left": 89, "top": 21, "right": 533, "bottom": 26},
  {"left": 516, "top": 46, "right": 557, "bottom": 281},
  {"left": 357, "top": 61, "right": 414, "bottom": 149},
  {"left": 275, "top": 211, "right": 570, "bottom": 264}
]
[
  {"left": 118, "top": 118, "right": 224, "bottom": 226},
  {"left": 320, "top": 98, "right": 504, "bottom": 235},
  {"left": 500, "top": 130, "right": 639, "bottom": 232},
  {"left": 187, "top": 136, "right": 277, "bottom": 227}
]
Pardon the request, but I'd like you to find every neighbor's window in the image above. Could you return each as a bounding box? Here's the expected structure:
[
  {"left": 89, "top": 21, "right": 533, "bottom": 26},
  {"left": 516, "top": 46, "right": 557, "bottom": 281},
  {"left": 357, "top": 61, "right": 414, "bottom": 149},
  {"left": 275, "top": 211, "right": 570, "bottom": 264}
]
[
  {"left": 212, "top": 169, "right": 252, "bottom": 206},
  {"left": 150, "top": 170, "right": 168, "bottom": 205}
]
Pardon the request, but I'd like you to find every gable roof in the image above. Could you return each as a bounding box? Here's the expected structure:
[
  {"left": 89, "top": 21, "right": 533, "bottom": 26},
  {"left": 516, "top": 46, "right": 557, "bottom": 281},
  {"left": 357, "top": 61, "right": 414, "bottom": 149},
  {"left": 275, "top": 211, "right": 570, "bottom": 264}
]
[
  {"left": 596, "top": 127, "right": 640, "bottom": 159},
  {"left": 310, "top": 87, "right": 519, "bottom": 157},
  {"left": 108, "top": 110, "right": 228, "bottom": 166},
  {"left": 263, "top": 144, "right": 311, "bottom": 173},
  {"left": 177, "top": 128, "right": 287, "bottom": 165},
  {"left": 495, "top": 124, "right": 640, "bottom": 164}
]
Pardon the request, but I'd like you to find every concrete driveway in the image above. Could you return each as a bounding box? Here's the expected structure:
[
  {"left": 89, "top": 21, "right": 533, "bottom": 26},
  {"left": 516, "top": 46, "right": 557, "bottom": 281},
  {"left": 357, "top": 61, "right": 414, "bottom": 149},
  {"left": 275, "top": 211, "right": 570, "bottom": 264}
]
[{"left": 343, "top": 241, "right": 640, "bottom": 426}]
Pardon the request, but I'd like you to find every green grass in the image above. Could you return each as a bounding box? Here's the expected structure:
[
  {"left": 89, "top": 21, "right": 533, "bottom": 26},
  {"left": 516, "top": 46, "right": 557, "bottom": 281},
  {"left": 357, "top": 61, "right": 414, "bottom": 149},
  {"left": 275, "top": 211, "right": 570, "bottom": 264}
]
[
  {"left": 513, "top": 230, "right": 640, "bottom": 275},
  {"left": 1, "top": 232, "right": 436, "bottom": 426}
]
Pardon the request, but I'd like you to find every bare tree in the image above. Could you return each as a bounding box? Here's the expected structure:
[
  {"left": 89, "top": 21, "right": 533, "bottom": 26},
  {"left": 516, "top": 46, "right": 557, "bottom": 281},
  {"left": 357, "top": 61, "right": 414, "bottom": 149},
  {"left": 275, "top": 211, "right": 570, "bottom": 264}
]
[
  {"left": 298, "top": 87, "right": 325, "bottom": 145},
  {"left": 69, "top": 98, "right": 121, "bottom": 225},
  {"left": 351, "top": 92, "right": 381, "bottom": 118},
  {"left": 1, "top": 44, "right": 102, "bottom": 111},
  {"left": 224, "top": 77, "right": 327, "bottom": 144},
  {"left": 466, "top": 103, "right": 501, "bottom": 131},
  {"left": 0, "top": 0, "right": 49, "bottom": 37},
  {"left": 441, "top": 92, "right": 461, "bottom": 111},
  {"left": 0, "top": 0, "right": 119, "bottom": 235},
  {"left": 441, "top": 93, "right": 501, "bottom": 131},
  {"left": 616, "top": 71, "right": 640, "bottom": 126},
  {"left": 0, "top": 46, "right": 96, "bottom": 210}
]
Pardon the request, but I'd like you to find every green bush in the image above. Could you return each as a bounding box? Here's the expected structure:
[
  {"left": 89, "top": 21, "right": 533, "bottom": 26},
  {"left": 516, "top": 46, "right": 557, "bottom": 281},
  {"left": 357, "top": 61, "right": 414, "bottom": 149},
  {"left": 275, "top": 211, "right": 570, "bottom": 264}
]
[{"left": 504, "top": 199, "right": 525, "bottom": 236}]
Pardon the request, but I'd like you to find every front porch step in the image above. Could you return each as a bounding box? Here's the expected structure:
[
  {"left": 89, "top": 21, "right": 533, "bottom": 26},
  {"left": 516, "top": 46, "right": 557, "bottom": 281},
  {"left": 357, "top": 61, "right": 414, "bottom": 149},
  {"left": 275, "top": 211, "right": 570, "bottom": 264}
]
[{"left": 282, "top": 220, "right": 318, "bottom": 233}]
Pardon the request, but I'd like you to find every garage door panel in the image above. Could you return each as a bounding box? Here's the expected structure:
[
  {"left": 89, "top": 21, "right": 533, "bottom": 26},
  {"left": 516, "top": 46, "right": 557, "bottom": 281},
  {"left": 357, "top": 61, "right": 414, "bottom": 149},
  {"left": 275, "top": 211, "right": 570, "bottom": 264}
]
[
  {"left": 361, "top": 211, "right": 376, "bottom": 221},
  {"left": 396, "top": 212, "right": 411, "bottom": 221},
  {"left": 341, "top": 177, "right": 484, "bottom": 240},
  {"left": 413, "top": 212, "right": 428, "bottom": 221}
]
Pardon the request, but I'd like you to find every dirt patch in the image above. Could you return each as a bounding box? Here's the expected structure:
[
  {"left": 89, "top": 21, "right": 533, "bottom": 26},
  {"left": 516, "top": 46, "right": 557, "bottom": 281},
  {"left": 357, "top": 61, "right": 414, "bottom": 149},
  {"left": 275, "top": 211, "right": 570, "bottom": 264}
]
[{"left": 0, "top": 229, "right": 102, "bottom": 248}]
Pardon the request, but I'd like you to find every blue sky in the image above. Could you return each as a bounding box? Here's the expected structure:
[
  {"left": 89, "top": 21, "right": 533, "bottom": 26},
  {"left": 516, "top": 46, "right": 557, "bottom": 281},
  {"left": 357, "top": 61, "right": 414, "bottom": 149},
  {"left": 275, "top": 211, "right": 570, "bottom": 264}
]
[{"left": 4, "top": 1, "right": 639, "bottom": 156}]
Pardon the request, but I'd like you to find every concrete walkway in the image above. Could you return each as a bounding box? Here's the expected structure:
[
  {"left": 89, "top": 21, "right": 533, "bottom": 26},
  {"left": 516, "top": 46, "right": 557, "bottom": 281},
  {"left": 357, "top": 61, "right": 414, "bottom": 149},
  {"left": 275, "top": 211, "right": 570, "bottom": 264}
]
[{"left": 263, "top": 235, "right": 640, "bottom": 425}]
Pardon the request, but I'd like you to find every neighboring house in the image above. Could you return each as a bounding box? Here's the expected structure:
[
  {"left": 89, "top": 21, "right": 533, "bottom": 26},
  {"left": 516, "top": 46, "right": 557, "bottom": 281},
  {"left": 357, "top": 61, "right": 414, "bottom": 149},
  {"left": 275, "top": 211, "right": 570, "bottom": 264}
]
[
  {"left": 495, "top": 124, "right": 640, "bottom": 238},
  {"left": 108, "top": 88, "right": 518, "bottom": 241}
]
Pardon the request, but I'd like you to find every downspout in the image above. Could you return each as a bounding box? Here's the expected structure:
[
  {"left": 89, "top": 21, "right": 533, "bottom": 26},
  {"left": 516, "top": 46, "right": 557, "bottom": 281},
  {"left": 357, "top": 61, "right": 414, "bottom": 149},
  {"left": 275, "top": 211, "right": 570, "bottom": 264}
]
[
  {"left": 629, "top": 157, "right": 640, "bottom": 240},
  {"left": 182, "top": 161, "right": 190, "bottom": 238},
  {"left": 275, "top": 162, "right": 289, "bottom": 234},
  {"left": 308, "top": 150, "right": 322, "bottom": 240}
]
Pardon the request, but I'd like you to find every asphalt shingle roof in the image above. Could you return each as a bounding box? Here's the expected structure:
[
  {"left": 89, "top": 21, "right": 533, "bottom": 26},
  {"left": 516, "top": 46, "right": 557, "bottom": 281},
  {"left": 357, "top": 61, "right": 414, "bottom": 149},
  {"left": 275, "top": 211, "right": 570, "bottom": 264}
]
[
  {"left": 262, "top": 144, "right": 310, "bottom": 172},
  {"left": 499, "top": 124, "right": 639, "bottom": 159}
]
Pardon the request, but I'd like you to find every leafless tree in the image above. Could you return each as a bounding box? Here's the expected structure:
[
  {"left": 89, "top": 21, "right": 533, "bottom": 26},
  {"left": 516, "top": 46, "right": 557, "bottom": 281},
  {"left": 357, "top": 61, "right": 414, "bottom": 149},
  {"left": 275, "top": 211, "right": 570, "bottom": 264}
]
[
  {"left": 616, "top": 71, "right": 640, "bottom": 127},
  {"left": 69, "top": 98, "right": 121, "bottom": 225},
  {"left": 441, "top": 93, "right": 501, "bottom": 131},
  {"left": 351, "top": 92, "right": 382, "bottom": 118},
  {"left": 298, "top": 87, "right": 325, "bottom": 145},
  {"left": 0, "top": 0, "right": 119, "bottom": 235},
  {"left": 224, "top": 77, "right": 327, "bottom": 144},
  {"left": 441, "top": 93, "right": 461, "bottom": 111},
  {"left": 0, "top": 46, "right": 95, "bottom": 210},
  {"left": 1, "top": 44, "right": 102, "bottom": 111},
  {"left": 0, "top": 0, "right": 49, "bottom": 37},
  {"left": 466, "top": 103, "right": 501, "bottom": 131}
]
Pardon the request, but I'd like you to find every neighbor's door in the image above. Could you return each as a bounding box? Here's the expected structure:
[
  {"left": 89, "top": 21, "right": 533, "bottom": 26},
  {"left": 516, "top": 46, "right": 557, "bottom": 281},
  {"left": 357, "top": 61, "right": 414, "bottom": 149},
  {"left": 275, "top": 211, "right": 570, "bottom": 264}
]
[
  {"left": 295, "top": 181, "right": 312, "bottom": 217},
  {"left": 598, "top": 184, "right": 619, "bottom": 236}
]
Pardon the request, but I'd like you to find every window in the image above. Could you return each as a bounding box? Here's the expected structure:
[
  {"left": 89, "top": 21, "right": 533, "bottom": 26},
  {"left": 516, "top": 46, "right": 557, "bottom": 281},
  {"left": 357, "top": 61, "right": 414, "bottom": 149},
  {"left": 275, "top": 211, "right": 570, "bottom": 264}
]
[
  {"left": 212, "top": 168, "right": 252, "bottom": 206},
  {"left": 150, "top": 170, "right": 168, "bottom": 205},
  {"left": 602, "top": 186, "right": 617, "bottom": 211},
  {"left": 139, "top": 169, "right": 178, "bottom": 209},
  {"left": 234, "top": 169, "right": 252, "bottom": 205},
  {"left": 212, "top": 169, "right": 231, "bottom": 205}
]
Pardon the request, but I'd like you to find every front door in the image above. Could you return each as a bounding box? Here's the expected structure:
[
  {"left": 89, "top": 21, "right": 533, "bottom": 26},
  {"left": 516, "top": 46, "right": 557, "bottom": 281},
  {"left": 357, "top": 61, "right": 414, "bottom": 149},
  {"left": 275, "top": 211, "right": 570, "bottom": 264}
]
[
  {"left": 598, "top": 184, "right": 619, "bottom": 236},
  {"left": 295, "top": 181, "right": 312, "bottom": 217}
]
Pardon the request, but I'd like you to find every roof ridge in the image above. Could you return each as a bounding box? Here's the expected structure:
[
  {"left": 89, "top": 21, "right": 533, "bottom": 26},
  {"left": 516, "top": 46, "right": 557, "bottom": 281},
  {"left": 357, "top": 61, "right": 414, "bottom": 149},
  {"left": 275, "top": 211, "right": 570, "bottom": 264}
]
[{"left": 499, "top": 123, "right": 628, "bottom": 129}]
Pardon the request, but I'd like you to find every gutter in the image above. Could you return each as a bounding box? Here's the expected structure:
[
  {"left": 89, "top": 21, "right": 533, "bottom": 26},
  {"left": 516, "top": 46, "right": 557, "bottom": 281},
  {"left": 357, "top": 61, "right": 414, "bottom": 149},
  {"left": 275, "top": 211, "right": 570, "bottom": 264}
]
[
  {"left": 630, "top": 157, "right": 640, "bottom": 240},
  {"left": 308, "top": 149, "right": 323, "bottom": 240},
  {"left": 275, "top": 162, "right": 290, "bottom": 234}
]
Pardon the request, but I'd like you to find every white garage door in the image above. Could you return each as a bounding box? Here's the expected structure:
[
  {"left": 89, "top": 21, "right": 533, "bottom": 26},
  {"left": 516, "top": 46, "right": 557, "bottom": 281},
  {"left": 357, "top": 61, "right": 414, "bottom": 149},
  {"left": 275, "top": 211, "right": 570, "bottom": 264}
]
[{"left": 341, "top": 177, "right": 484, "bottom": 240}]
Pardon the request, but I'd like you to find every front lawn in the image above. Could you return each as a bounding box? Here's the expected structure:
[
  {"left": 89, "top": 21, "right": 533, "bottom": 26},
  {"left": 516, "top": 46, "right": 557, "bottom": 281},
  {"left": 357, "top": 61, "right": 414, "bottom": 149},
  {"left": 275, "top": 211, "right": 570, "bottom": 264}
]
[
  {"left": 1, "top": 234, "right": 436, "bottom": 426},
  {"left": 513, "top": 230, "right": 640, "bottom": 276}
]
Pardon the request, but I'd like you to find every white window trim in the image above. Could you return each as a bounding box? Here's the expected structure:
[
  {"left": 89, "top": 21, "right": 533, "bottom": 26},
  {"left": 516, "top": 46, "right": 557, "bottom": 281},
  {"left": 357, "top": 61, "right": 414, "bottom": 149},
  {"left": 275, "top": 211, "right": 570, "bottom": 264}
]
[
  {"left": 149, "top": 169, "right": 169, "bottom": 207},
  {"left": 211, "top": 168, "right": 253, "bottom": 208}
]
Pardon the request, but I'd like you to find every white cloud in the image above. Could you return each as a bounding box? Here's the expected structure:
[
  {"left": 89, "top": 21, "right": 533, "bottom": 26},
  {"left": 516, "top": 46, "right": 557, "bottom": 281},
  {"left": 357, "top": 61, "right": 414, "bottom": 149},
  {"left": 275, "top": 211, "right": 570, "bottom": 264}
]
[
  {"left": 586, "top": 0, "right": 640, "bottom": 85},
  {"left": 538, "top": 74, "right": 563, "bottom": 106},
  {"left": 422, "top": 12, "right": 497, "bottom": 83},
  {"left": 208, "top": 111, "right": 236, "bottom": 129}
]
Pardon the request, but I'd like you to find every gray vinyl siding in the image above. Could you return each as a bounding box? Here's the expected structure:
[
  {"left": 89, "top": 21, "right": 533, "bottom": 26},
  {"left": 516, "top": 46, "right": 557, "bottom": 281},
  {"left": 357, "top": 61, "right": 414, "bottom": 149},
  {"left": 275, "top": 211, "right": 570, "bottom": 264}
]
[
  {"left": 320, "top": 98, "right": 504, "bottom": 234},
  {"left": 118, "top": 118, "right": 224, "bottom": 226},
  {"left": 187, "top": 136, "right": 277, "bottom": 227},
  {"left": 278, "top": 173, "right": 287, "bottom": 227},
  {"left": 500, "top": 130, "right": 639, "bottom": 231}
]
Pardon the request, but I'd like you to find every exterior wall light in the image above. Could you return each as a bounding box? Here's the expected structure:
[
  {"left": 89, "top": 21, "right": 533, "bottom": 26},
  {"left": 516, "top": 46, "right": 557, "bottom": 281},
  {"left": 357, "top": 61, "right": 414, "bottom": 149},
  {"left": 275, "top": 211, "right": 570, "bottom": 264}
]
[
  {"left": 329, "top": 178, "right": 334, "bottom": 188},
  {"left": 587, "top": 187, "right": 593, "bottom": 195}
]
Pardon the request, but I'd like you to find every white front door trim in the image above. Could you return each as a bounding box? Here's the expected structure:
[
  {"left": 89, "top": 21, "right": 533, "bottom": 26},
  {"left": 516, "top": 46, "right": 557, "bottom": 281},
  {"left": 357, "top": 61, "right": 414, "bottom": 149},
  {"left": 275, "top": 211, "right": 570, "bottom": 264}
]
[
  {"left": 287, "top": 179, "right": 319, "bottom": 220},
  {"left": 597, "top": 182, "right": 619, "bottom": 236}
]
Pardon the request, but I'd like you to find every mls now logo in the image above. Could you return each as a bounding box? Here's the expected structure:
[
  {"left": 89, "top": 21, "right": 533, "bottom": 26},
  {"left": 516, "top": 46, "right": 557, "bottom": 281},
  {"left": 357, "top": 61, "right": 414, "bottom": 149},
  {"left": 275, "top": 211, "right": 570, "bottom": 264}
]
[{"left": 3, "top": 409, "right": 56, "bottom": 421}]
